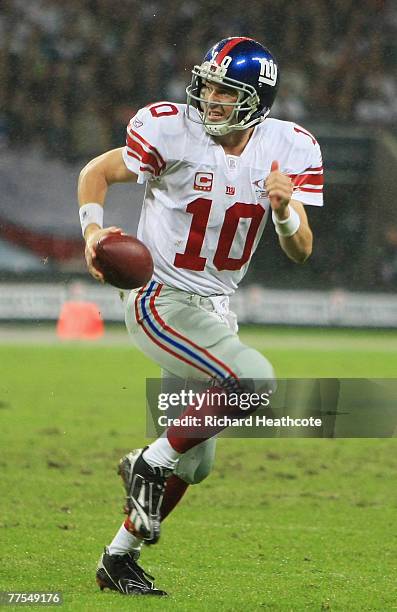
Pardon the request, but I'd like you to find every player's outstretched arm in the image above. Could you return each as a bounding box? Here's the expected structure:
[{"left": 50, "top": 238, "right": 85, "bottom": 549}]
[
  {"left": 265, "top": 160, "right": 313, "bottom": 264},
  {"left": 78, "top": 148, "right": 138, "bottom": 281}
]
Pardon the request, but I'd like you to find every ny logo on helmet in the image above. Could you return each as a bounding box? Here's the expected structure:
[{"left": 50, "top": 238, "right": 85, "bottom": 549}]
[{"left": 257, "top": 58, "right": 278, "bottom": 87}]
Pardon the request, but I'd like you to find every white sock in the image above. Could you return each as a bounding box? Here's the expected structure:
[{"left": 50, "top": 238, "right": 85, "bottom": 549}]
[
  {"left": 107, "top": 524, "right": 143, "bottom": 556},
  {"left": 143, "top": 436, "right": 181, "bottom": 470}
]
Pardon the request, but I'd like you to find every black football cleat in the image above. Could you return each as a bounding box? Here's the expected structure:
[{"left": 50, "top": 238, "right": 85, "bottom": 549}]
[
  {"left": 118, "top": 448, "right": 172, "bottom": 544},
  {"left": 96, "top": 547, "right": 167, "bottom": 596}
]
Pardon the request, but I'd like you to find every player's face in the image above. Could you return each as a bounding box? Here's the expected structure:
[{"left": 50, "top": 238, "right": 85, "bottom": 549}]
[{"left": 200, "top": 80, "right": 239, "bottom": 123}]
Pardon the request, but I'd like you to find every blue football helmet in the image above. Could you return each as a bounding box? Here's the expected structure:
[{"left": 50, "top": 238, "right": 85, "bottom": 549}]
[{"left": 186, "top": 37, "right": 279, "bottom": 136}]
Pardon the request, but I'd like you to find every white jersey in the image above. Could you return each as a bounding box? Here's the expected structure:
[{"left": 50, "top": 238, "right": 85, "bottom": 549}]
[{"left": 122, "top": 102, "right": 323, "bottom": 296}]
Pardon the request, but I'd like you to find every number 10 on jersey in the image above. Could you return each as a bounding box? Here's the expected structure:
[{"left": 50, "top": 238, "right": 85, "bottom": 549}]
[{"left": 174, "top": 198, "right": 265, "bottom": 272}]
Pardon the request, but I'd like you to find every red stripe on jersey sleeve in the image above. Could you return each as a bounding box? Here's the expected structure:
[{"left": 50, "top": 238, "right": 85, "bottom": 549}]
[
  {"left": 126, "top": 133, "right": 162, "bottom": 176},
  {"left": 128, "top": 127, "right": 166, "bottom": 170},
  {"left": 293, "top": 173, "right": 324, "bottom": 187},
  {"left": 288, "top": 166, "right": 323, "bottom": 179},
  {"left": 126, "top": 149, "right": 158, "bottom": 176},
  {"left": 288, "top": 167, "right": 324, "bottom": 191},
  {"left": 299, "top": 187, "right": 323, "bottom": 193}
]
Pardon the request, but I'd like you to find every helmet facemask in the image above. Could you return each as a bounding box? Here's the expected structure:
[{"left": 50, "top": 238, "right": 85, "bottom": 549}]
[{"left": 186, "top": 60, "right": 267, "bottom": 136}]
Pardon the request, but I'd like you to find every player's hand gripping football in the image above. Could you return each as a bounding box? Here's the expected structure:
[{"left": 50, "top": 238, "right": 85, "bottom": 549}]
[
  {"left": 265, "top": 160, "right": 294, "bottom": 220},
  {"left": 84, "top": 226, "right": 122, "bottom": 282}
]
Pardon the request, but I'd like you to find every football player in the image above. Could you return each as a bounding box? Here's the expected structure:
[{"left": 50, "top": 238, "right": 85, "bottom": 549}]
[{"left": 78, "top": 37, "right": 323, "bottom": 596}]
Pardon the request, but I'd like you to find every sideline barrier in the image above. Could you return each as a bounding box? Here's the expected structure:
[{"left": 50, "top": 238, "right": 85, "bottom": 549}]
[{"left": 0, "top": 283, "right": 396, "bottom": 328}]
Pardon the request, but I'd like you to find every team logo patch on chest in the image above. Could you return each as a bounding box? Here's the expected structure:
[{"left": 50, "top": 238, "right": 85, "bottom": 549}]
[
  {"left": 225, "top": 185, "right": 235, "bottom": 196},
  {"left": 194, "top": 172, "right": 213, "bottom": 192}
]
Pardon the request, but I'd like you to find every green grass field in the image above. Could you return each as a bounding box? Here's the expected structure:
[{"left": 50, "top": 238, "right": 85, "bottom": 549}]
[{"left": 1, "top": 326, "right": 396, "bottom": 611}]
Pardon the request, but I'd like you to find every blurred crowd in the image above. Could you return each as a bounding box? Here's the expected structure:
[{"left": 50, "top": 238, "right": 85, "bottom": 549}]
[{"left": 0, "top": 0, "right": 396, "bottom": 161}]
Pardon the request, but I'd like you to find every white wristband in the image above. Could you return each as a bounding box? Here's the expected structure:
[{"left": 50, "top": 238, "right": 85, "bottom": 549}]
[
  {"left": 272, "top": 207, "right": 301, "bottom": 237},
  {"left": 79, "top": 203, "right": 104, "bottom": 237}
]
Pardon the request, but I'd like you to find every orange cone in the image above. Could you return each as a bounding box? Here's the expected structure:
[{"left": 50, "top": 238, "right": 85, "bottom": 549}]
[{"left": 56, "top": 301, "right": 104, "bottom": 340}]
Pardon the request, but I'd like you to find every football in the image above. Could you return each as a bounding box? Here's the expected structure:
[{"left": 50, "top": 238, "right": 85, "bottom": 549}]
[{"left": 94, "top": 233, "right": 154, "bottom": 290}]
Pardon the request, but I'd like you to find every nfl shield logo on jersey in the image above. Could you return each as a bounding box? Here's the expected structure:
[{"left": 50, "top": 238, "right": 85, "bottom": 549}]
[
  {"left": 252, "top": 178, "right": 268, "bottom": 199},
  {"left": 194, "top": 172, "right": 213, "bottom": 192}
]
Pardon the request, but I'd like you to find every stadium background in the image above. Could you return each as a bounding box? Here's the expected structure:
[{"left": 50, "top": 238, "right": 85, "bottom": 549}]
[
  {"left": 0, "top": 0, "right": 396, "bottom": 328},
  {"left": 1, "top": 2, "right": 397, "bottom": 609}
]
